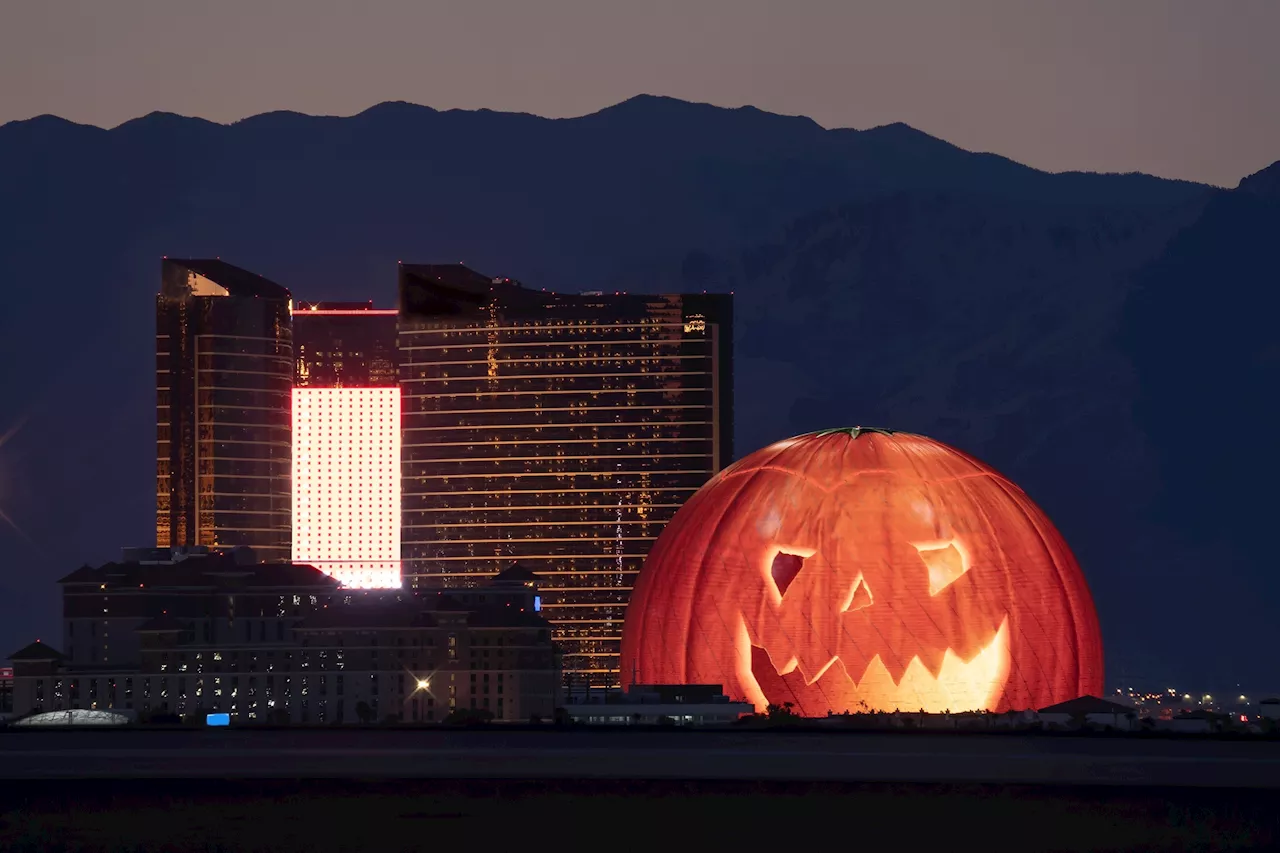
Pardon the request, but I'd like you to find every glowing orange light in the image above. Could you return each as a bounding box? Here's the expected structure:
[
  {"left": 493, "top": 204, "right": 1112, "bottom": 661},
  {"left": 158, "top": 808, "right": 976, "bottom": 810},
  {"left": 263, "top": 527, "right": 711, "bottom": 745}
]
[
  {"left": 292, "top": 387, "right": 401, "bottom": 589},
  {"left": 621, "top": 428, "right": 1104, "bottom": 715}
]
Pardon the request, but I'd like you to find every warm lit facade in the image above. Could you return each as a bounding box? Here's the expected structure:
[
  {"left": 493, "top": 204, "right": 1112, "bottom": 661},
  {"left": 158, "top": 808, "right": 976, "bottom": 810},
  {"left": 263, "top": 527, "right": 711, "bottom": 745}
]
[
  {"left": 156, "top": 259, "right": 293, "bottom": 562},
  {"left": 398, "top": 263, "right": 733, "bottom": 686},
  {"left": 621, "top": 428, "right": 1105, "bottom": 715},
  {"left": 293, "top": 301, "right": 398, "bottom": 388},
  {"left": 292, "top": 388, "right": 400, "bottom": 588},
  {"left": 5, "top": 550, "right": 558, "bottom": 724},
  {"left": 292, "top": 303, "right": 401, "bottom": 588}
]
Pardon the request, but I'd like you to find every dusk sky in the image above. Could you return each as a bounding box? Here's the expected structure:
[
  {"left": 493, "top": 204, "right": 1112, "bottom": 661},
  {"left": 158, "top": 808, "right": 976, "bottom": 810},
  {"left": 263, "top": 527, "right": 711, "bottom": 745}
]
[{"left": 2, "top": 0, "right": 1277, "bottom": 187}]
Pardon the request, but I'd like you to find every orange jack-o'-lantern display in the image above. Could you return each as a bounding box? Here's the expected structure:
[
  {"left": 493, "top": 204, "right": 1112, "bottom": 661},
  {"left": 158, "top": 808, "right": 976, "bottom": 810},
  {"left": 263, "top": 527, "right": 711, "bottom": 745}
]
[{"left": 620, "top": 428, "right": 1103, "bottom": 714}]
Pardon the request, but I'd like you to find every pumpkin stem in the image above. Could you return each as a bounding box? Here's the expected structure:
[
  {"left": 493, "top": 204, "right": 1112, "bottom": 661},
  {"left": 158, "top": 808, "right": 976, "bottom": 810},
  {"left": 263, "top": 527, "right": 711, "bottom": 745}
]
[{"left": 808, "top": 426, "right": 897, "bottom": 439}]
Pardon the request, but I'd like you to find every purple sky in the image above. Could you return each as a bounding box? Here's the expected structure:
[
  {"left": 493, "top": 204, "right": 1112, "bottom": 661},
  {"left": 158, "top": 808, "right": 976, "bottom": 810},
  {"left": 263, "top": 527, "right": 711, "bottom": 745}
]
[{"left": 2, "top": 0, "right": 1276, "bottom": 186}]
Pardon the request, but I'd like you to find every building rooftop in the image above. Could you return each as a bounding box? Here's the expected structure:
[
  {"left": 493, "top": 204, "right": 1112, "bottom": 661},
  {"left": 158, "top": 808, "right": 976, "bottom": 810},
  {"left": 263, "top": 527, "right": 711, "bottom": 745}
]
[
  {"left": 58, "top": 551, "right": 341, "bottom": 592},
  {"left": 293, "top": 300, "right": 397, "bottom": 316},
  {"left": 492, "top": 564, "right": 539, "bottom": 585},
  {"left": 399, "top": 262, "right": 732, "bottom": 319},
  {"left": 1038, "top": 695, "right": 1135, "bottom": 715},
  {"left": 400, "top": 262, "right": 501, "bottom": 292},
  {"left": 7, "top": 640, "right": 65, "bottom": 662},
  {"left": 161, "top": 258, "right": 291, "bottom": 300}
]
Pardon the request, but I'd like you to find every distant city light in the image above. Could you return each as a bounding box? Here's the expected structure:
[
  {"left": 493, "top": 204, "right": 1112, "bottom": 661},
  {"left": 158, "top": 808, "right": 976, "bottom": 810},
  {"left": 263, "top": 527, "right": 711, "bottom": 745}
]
[{"left": 416, "top": 679, "right": 430, "bottom": 690}]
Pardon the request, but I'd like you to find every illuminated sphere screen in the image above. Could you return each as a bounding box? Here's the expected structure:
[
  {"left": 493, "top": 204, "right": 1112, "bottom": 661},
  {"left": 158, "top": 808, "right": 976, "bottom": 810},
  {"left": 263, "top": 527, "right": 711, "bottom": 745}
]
[{"left": 620, "top": 428, "right": 1103, "bottom": 715}]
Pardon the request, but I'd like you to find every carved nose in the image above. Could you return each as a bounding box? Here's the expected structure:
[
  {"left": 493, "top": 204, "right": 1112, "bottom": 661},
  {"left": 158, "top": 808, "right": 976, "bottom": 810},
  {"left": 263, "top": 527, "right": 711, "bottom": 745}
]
[{"left": 842, "top": 575, "right": 873, "bottom": 612}]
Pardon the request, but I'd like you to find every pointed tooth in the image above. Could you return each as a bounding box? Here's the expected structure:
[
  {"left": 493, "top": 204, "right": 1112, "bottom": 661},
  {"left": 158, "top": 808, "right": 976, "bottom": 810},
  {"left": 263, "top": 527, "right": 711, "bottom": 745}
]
[
  {"left": 837, "top": 645, "right": 873, "bottom": 690},
  {"left": 947, "top": 635, "right": 979, "bottom": 663},
  {"left": 879, "top": 652, "right": 912, "bottom": 687},
  {"left": 833, "top": 622, "right": 873, "bottom": 688},
  {"left": 947, "top": 618, "right": 1002, "bottom": 663},
  {"left": 915, "top": 643, "right": 948, "bottom": 679}
]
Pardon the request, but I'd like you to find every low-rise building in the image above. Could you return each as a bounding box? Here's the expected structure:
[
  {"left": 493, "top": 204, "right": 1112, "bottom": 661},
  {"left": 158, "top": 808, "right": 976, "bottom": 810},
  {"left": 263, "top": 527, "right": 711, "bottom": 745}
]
[
  {"left": 564, "top": 683, "right": 752, "bottom": 725},
  {"left": 0, "top": 665, "right": 13, "bottom": 720},
  {"left": 1037, "top": 695, "right": 1137, "bottom": 730},
  {"left": 5, "top": 551, "right": 559, "bottom": 724},
  {"left": 1157, "top": 709, "right": 1232, "bottom": 734}
]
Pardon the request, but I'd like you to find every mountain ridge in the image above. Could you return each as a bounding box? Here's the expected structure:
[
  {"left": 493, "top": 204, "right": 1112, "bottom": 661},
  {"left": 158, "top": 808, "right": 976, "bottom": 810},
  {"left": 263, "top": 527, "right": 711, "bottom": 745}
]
[
  {"left": 1237, "top": 159, "right": 1280, "bottom": 196},
  {"left": 0, "top": 97, "right": 1214, "bottom": 194}
]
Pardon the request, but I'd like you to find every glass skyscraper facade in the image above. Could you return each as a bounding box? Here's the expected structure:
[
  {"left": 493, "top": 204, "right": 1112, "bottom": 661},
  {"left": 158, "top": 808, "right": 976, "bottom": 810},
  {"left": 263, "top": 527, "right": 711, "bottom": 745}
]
[
  {"left": 156, "top": 259, "right": 293, "bottom": 563},
  {"left": 292, "top": 303, "right": 402, "bottom": 588},
  {"left": 398, "top": 263, "right": 733, "bottom": 685},
  {"left": 292, "top": 301, "right": 398, "bottom": 389}
]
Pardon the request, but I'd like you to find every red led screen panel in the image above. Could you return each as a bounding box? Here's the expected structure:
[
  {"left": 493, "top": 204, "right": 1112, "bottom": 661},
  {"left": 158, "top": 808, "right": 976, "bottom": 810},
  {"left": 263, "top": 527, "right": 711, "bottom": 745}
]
[
  {"left": 620, "top": 428, "right": 1103, "bottom": 714},
  {"left": 292, "top": 387, "right": 401, "bottom": 588}
]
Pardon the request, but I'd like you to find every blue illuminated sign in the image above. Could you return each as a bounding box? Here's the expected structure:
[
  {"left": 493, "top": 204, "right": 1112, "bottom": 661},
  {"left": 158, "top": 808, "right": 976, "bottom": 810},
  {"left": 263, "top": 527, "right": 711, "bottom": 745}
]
[
  {"left": 206, "top": 713, "right": 230, "bottom": 727},
  {"left": 534, "top": 595, "right": 541, "bottom": 612}
]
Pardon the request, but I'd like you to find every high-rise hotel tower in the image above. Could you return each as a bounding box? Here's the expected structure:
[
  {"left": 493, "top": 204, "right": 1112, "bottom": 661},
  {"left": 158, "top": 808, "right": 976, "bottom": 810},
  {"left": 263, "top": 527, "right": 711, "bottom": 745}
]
[
  {"left": 398, "top": 264, "right": 733, "bottom": 684},
  {"left": 292, "top": 302, "right": 401, "bottom": 588},
  {"left": 156, "top": 259, "right": 293, "bottom": 562}
]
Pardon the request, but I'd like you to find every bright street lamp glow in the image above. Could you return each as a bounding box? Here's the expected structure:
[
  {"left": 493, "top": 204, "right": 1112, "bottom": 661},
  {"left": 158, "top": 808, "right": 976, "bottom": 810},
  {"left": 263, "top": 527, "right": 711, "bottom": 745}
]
[{"left": 417, "top": 679, "right": 430, "bottom": 690}]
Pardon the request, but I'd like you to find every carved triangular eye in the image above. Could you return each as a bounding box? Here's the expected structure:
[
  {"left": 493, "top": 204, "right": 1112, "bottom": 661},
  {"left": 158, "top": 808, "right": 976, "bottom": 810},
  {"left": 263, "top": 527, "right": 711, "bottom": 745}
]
[
  {"left": 917, "top": 542, "right": 970, "bottom": 595},
  {"left": 770, "top": 551, "right": 805, "bottom": 597}
]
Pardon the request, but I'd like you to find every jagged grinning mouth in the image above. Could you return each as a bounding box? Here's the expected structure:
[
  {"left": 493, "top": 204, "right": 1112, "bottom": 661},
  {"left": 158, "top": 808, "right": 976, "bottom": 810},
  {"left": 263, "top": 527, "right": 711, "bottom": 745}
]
[{"left": 741, "top": 615, "right": 1012, "bottom": 713}]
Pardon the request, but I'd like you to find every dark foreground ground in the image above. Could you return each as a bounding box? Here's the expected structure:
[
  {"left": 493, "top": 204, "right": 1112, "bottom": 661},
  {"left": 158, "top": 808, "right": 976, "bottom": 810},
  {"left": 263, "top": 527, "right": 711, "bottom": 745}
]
[
  {"left": 5, "top": 728, "right": 1280, "bottom": 787},
  {"left": 4, "top": 730, "right": 1279, "bottom": 851},
  {"left": 1, "top": 778, "right": 1275, "bottom": 852}
]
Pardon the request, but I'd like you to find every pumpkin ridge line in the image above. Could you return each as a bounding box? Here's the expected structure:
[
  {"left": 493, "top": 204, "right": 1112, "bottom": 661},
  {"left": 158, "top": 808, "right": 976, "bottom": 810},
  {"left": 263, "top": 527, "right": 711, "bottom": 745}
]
[{"left": 711, "top": 465, "right": 1006, "bottom": 493}]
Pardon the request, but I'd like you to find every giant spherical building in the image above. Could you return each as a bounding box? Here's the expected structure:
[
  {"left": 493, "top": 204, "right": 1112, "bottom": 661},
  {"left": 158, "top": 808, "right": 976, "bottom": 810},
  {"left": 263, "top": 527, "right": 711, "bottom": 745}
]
[{"left": 620, "top": 428, "right": 1103, "bottom": 715}]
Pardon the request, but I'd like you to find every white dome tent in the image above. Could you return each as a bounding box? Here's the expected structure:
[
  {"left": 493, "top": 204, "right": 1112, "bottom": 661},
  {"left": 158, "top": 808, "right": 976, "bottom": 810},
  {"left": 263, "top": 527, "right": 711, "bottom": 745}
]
[{"left": 13, "top": 708, "right": 131, "bottom": 727}]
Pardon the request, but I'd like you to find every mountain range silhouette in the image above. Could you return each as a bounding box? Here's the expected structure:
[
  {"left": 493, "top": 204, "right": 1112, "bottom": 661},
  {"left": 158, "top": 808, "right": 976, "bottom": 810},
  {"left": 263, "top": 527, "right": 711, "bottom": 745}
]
[{"left": 0, "top": 95, "right": 1275, "bottom": 689}]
